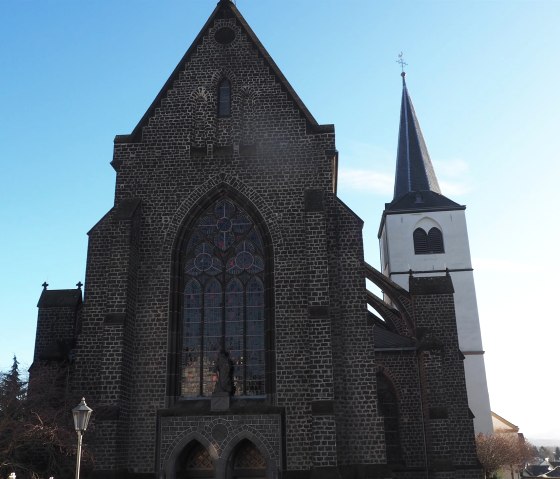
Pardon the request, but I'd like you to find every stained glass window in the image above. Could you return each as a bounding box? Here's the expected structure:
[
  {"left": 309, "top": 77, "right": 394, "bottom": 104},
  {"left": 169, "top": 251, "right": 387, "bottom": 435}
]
[{"left": 181, "top": 198, "right": 266, "bottom": 397}]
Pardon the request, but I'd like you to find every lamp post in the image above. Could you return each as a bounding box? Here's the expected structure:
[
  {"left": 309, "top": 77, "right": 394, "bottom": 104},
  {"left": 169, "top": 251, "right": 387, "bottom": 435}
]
[{"left": 72, "top": 397, "right": 93, "bottom": 479}]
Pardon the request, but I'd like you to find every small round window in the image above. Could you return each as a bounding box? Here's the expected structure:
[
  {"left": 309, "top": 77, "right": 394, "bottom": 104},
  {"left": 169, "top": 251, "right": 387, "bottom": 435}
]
[{"left": 215, "top": 27, "right": 236, "bottom": 45}]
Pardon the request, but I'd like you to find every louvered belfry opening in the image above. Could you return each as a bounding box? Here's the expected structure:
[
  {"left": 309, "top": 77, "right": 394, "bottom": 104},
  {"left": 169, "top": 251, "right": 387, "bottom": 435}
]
[
  {"left": 413, "top": 228, "right": 428, "bottom": 254},
  {"left": 176, "top": 441, "right": 215, "bottom": 478},
  {"left": 413, "top": 227, "right": 444, "bottom": 254},
  {"left": 427, "top": 227, "right": 444, "bottom": 253}
]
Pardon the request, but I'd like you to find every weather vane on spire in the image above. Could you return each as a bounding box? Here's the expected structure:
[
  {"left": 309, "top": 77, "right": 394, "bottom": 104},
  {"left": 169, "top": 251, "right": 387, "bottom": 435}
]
[{"left": 397, "top": 52, "right": 407, "bottom": 78}]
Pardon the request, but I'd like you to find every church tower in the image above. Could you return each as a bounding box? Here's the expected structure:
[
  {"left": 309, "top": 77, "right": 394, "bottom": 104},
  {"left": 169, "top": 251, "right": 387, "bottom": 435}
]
[{"left": 378, "top": 72, "right": 493, "bottom": 435}]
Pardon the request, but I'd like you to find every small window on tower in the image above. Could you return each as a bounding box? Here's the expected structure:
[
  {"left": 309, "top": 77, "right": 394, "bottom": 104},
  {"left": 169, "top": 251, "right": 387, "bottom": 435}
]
[
  {"left": 413, "top": 227, "right": 444, "bottom": 254},
  {"left": 427, "top": 227, "right": 444, "bottom": 253},
  {"left": 218, "top": 79, "right": 231, "bottom": 117},
  {"left": 413, "top": 228, "right": 428, "bottom": 254}
]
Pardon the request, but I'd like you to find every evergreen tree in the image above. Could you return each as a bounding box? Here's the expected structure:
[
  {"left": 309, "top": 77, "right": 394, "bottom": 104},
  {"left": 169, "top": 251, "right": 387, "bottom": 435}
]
[
  {"left": 0, "top": 356, "right": 27, "bottom": 419},
  {"left": 0, "top": 360, "right": 89, "bottom": 478}
]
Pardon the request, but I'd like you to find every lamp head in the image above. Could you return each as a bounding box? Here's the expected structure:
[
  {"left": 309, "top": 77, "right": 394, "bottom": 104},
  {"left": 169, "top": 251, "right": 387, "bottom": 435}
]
[{"left": 72, "top": 397, "right": 93, "bottom": 433}]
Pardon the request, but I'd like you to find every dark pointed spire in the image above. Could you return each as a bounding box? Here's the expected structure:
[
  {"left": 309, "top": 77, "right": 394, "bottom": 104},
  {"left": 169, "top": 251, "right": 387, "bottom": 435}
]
[{"left": 393, "top": 72, "right": 441, "bottom": 200}]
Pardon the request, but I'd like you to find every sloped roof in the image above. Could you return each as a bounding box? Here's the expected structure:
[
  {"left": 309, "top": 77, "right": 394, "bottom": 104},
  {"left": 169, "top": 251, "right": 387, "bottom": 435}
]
[
  {"left": 373, "top": 324, "right": 416, "bottom": 350},
  {"left": 393, "top": 73, "right": 440, "bottom": 199},
  {"left": 491, "top": 411, "right": 519, "bottom": 432},
  {"left": 385, "top": 73, "right": 461, "bottom": 214},
  {"left": 384, "top": 190, "right": 464, "bottom": 214},
  {"left": 118, "top": 0, "right": 332, "bottom": 143},
  {"left": 37, "top": 289, "right": 82, "bottom": 308}
]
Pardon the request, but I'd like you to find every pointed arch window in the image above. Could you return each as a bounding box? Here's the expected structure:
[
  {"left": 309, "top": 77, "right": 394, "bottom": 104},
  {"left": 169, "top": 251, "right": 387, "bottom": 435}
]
[
  {"left": 181, "top": 197, "right": 266, "bottom": 397},
  {"left": 413, "top": 227, "right": 444, "bottom": 254},
  {"left": 218, "top": 79, "right": 231, "bottom": 117},
  {"left": 176, "top": 441, "right": 215, "bottom": 478},
  {"left": 376, "top": 374, "right": 402, "bottom": 463},
  {"left": 228, "top": 439, "right": 267, "bottom": 479}
]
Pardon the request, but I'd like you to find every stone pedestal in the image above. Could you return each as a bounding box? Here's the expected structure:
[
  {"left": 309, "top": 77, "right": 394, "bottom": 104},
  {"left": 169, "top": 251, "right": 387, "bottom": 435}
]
[{"left": 211, "top": 392, "right": 230, "bottom": 411}]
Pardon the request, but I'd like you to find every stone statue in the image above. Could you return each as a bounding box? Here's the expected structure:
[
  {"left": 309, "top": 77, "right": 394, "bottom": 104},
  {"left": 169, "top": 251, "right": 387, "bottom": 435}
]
[{"left": 213, "top": 349, "right": 234, "bottom": 396}]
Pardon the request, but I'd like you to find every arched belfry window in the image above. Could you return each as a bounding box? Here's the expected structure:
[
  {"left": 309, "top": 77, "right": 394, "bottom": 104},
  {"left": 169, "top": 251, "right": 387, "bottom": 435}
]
[
  {"left": 181, "top": 197, "right": 266, "bottom": 398},
  {"left": 413, "top": 227, "right": 444, "bottom": 254},
  {"left": 376, "top": 374, "right": 402, "bottom": 464},
  {"left": 427, "top": 227, "right": 444, "bottom": 253},
  {"left": 218, "top": 78, "right": 231, "bottom": 117}
]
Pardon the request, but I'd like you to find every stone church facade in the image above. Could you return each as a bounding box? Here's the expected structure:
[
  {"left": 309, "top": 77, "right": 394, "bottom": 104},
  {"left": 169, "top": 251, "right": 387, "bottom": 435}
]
[{"left": 31, "top": 1, "right": 485, "bottom": 478}]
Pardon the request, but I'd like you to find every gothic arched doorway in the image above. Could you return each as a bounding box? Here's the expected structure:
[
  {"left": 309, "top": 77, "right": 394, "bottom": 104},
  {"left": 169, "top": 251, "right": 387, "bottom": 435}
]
[
  {"left": 227, "top": 439, "right": 267, "bottom": 479},
  {"left": 175, "top": 441, "right": 215, "bottom": 478}
]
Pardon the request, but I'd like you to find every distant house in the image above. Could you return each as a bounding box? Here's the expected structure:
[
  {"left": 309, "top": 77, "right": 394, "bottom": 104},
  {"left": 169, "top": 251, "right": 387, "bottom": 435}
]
[
  {"left": 522, "top": 460, "right": 551, "bottom": 478},
  {"left": 492, "top": 412, "right": 528, "bottom": 479},
  {"left": 492, "top": 412, "right": 521, "bottom": 435}
]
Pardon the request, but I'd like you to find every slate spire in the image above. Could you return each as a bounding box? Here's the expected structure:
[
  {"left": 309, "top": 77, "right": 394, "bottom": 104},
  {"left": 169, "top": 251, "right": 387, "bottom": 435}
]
[{"left": 393, "top": 72, "right": 441, "bottom": 200}]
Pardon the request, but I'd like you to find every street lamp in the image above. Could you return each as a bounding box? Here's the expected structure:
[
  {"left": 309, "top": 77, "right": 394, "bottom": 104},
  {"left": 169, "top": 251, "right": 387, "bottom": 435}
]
[{"left": 72, "top": 397, "right": 93, "bottom": 479}]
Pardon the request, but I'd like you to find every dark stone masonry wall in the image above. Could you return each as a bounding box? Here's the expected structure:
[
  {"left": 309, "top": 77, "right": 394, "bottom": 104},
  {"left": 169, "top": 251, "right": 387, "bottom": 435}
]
[
  {"left": 410, "top": 276, "right": 482, "bottom": 478},
  {"left": 158, "top": 413, "right": 282, "bottom": 477},
  {"left": 326, "top": 195, "right": 385, "bottom": 467},
  {"left": 71, "top": 7, "right": 358, "bottom": 476},
  {"left": 374, "top": 351, "right": 426, "bottom": 469},
  {"left": 34, "top": 290, "right": 81, "bottom": 363}
]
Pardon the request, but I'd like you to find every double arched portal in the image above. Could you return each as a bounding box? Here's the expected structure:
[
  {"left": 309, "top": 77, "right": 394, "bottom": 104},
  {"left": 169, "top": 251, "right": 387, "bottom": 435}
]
[{"left": 174, "top": 439, "right": 267, "bottom": 479}]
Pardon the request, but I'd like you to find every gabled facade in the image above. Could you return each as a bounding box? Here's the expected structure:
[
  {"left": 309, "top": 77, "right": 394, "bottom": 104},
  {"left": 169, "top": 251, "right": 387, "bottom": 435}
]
[{"left": 31, "top": 1, "right": 484, "bottom": 478}]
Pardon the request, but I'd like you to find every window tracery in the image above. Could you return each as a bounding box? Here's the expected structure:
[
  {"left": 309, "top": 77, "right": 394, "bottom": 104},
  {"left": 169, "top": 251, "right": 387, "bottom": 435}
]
[{"left": 181, "top": 198, "right": 266, "bottom": 397}]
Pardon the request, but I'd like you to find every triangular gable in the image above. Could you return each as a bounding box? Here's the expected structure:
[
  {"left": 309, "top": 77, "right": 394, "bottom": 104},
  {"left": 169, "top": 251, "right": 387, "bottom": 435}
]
[
  {"left": 116, "top": 0, "right": 332, "bottom": 144},
  {"left": 491, "top": 411, "right": 519, "bottom": 432}
]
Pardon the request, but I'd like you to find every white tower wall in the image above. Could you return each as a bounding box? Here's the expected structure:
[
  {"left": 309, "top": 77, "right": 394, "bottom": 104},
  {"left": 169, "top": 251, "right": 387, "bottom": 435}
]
[{"left": 380, "top": 209, "right": 493, "bottom": 435}]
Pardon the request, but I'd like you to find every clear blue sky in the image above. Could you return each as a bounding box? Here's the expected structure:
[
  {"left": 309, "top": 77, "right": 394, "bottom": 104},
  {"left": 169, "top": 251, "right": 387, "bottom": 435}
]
[{"left": 1, "top": 0, "right": 559, "bottom": 441}]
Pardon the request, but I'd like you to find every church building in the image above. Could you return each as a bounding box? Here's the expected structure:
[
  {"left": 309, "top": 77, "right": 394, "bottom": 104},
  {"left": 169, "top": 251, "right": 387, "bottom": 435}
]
[{"left": 31, "top": 1, "right": 488, "bottom": 478}]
